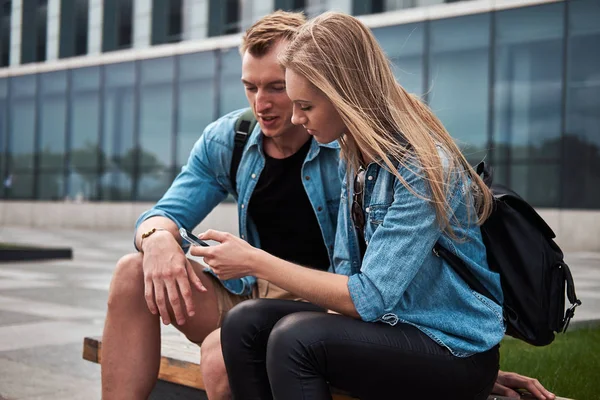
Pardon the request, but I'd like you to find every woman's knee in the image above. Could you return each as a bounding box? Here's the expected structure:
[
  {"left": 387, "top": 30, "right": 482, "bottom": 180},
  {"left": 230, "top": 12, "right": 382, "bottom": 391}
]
[
  {"left": 266, "top": 312, "right": 328, "bottom": 366},
  {"left": 221, "top": 299, "right": 274, "bottom": 342},
  {"left": 107, "top": 253, "right": 144, "bottom": 309}
]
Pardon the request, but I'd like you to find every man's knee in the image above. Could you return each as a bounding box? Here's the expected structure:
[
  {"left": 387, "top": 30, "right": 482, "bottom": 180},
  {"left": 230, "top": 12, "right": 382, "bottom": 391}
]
[
  {"left": 201, "top": 329, "right": 231, "bottom": 397},
  {"left": 107, "top": 253, "right": 144, "bottom": 309}
]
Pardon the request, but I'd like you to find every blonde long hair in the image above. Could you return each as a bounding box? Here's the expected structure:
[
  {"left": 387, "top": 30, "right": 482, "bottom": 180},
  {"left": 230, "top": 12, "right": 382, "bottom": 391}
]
[{"left": 279, "top": 12, "right": 492, "bottom": 230}]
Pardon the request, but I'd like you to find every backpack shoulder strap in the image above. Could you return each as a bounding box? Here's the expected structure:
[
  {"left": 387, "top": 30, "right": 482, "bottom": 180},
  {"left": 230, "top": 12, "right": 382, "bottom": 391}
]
[{"left": 230, "top": 109, "right": 257, "bottom": 194}]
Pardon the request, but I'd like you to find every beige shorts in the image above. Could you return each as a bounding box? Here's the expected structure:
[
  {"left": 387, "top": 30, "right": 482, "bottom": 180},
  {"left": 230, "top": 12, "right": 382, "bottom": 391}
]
[{"left": 204, "top": 272, "right": 303, "bottom": 327}]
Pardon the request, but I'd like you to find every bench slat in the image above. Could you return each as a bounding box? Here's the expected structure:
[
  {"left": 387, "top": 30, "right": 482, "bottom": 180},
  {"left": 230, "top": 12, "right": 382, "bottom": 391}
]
[
  {"left": 82, "top": 336, "right": 572, "bottom": 400},
  {"left": 83, "top": 336, "right": 207, "bottom": 391}
]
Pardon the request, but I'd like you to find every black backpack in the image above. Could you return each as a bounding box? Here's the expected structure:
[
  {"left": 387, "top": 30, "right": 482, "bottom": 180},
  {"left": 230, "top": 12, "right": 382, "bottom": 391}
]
[
  {"left": 434, "top": 162, "right": 581, "bottom": 346},
  {"left": 229, "top": 109, "right": 258, "bottom": 193}
]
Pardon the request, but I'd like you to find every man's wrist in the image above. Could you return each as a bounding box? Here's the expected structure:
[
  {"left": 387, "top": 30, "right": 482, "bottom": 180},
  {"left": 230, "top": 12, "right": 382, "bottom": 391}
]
[{"left": 140, "top": 228, "right": 173, "bottom": 253}]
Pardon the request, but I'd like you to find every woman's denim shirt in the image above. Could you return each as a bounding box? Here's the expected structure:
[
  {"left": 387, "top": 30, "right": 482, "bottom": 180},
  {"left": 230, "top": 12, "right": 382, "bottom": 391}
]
[
  {"left": 333, "top": 151, "right": 506, "bottom": 357},
  {"left": 135, "top": 109, "right": 341, "bottom": 296}
]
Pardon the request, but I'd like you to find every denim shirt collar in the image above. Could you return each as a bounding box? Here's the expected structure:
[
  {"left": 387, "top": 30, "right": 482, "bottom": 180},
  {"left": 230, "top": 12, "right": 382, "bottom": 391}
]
[{"left": 245, "top": 123, "right": 340, "bottom": 161}]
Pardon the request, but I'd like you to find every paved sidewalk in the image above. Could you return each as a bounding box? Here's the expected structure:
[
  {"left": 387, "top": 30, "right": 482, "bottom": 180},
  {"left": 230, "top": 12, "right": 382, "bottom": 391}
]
[{"left": 0, "top": 226, "right": 599, "bottom": 399}]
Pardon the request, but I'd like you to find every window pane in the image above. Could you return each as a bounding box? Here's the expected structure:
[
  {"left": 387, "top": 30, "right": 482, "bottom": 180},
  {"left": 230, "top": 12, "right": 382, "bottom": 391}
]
[
  {"left": 8, "top": 172, "right": 34, "bottom": 199},
  {"left": 493, "top": 3, "right": 564, "bottom": 163},
  {"left": 373, "top": 23, "right": 424, "bottom": 96},
  {"left": 71, "top": 67, "right": 101, "bottom": 171},
  {"left": 180, "top": 51, "right": 216, "bottom": 81},
  {"left": 38, "top": 171, "right": 65, "bottom": 200},
  {"left": 564, "top": 0, "right": 600, "bottom": 209},
  {"left": 219, "top": 48, "right": 246, "bottom": 114},
  {"left": 177, "top": 52, "right": 216, "bottom": 167},
  {"left": 9, "top": 76, "right": 37, "bottom": 171},
  {"left": 429, "top": 13, "right": 490, "bottom": 164},
  {"left": 509, "top": 162, "right": 560, "bottom": 208},
  {"left": 100, "top": 169, "right": 133, "bottom": 201},
  {"left": 103, "top": 62, "right": 135, "bottom": 185},
  {"left": 0, "top": 80, "right": 7, "bottom": 183},
  {"left": 0, "top": 5, "right": 10, "bottom": 67},
  {"left": 75, "top": 0, "right": 89, "bottom": 55},
  {"left": 68, "top": 169, "right": 99, "bottom": 201},
  {"left": 39, "top": 96, "right": 67, "bottom": 169},
  {"left": 39, "top": 72, "right": 67, "bottom": 170},
  {"left": 139, "top": 57, "right": 174, "bottom": 169},
  {"left": 118, "top": 0, "right": 133, "bottom": 48},
  {"left": 137, "top": 167, "right": 172, "bottom": 201}
]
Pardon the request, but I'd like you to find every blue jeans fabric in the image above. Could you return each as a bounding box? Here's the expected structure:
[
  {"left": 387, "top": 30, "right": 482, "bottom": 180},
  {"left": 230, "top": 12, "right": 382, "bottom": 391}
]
[{"left": 221, "top": 299, "right": 499, "bottom": 400}]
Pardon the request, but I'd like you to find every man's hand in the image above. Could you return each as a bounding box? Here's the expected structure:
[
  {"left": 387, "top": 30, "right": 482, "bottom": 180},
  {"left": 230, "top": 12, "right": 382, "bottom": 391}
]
[
  {"left": 141, "top": 230, "right": 206, "bottom": 326},
  {"left": 493, "top": 371, "right": 555, "bottom": 400},
  {"left": 189, "top": 230, "right": 258, "bottom": 280}
]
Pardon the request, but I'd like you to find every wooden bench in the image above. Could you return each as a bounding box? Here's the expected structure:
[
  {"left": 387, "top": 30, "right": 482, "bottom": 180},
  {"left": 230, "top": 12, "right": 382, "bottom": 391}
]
[
  {"left": 82, "top": 333, "right": 357, "bottom": 400},
  {"left": 82, "top": 334, "right": 573, "bottom": 400}
]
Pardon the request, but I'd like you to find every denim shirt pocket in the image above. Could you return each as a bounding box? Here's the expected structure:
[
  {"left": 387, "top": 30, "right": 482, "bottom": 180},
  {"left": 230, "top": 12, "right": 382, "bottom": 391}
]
[{"left": 367, "top": 203, "right": 392, "bottom": 225}]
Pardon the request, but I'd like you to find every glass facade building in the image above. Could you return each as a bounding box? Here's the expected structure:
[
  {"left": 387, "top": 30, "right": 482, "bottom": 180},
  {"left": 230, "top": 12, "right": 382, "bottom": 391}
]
[{"left": 0, "top": 0, "right": 598, "bottom": 211}]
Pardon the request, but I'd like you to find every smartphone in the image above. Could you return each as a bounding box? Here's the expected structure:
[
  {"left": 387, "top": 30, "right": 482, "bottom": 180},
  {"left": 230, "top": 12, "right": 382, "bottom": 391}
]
[{"left": 179, "top": 227, "right": 210, "bottom": 247}]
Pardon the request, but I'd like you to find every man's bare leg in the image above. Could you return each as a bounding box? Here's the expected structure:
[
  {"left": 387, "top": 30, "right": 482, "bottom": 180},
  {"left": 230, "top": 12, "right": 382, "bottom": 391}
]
[
  {"left": 201, "top": 328, "right": 231, "bottom": 400},
  {"left": 101, "top": 253, "right": 221, "bottom": 400}
]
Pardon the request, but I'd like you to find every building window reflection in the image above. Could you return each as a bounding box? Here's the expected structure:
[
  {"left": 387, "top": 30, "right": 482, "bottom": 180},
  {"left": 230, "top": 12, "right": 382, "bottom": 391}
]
[
  {"left": 69, "top": 66, "right": 101, "bottom": 201},
  {"left": 38, "top": 71, "right": 67, "bottom": 200},
  {"left": 372, "top": 23, "right": 424, "bottom": 97},
  {"left": 21, "top": 0, "right": 47, "bottom": 64},
  {"left": 564, "top": 0, "right": 600, "bottom": 209},
  {"left": 428, "top": 13, "right": 490, "bottom": 165},
  {"left": 0, "top": 0, "right": 10, "bottom": 67},
  {"left": 103, "top": 0, "right": 133, "bottom": 52},
  {"left": 176, "top": 52, "right": 217, "bottom": 169},
  {"left": 209, "top": 0, "right": 240, "bottom": 37},
  {"left": 219, "top": 48, "right": 246, "bottom": 115},
  {"left": 137, "top": 56, "right": 174, "bottom": 201},
  {"left": 492, "top": 3, "right": 564, "bottom": 207},
  {"left": 102, "top": 61, "right": 136, "bottom": 200}
]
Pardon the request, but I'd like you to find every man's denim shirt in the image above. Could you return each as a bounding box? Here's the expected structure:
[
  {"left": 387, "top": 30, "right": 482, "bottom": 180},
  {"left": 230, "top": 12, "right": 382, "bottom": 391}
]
[
  {"left": 136, "top": 109, "right": 341, "bottom": 296},
  {"left": 333, "top": 153, "right": 506, "bottom": 357}
]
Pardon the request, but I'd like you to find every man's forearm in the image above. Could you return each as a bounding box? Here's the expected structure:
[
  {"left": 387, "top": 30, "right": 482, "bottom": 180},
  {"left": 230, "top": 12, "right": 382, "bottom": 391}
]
[{"left": 135, "top": 216, "right": 181, "bottom": 251}]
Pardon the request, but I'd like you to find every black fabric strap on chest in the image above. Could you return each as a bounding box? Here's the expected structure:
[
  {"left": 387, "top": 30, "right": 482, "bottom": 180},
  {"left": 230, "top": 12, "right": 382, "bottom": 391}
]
[{"left": 230, "top": 110, "right": 257, "bottom": 194}]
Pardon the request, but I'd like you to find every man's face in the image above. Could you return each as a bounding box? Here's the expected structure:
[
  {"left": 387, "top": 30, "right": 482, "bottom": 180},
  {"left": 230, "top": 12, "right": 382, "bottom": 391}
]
[{"left": 241, "top": 41, "right": 297, "bottom": 138}]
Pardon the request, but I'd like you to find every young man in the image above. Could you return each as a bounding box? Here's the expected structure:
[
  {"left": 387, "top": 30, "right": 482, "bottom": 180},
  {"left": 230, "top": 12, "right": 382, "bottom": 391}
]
[{"left": 101, "top": 10, "right": 554, "bottom": 400}]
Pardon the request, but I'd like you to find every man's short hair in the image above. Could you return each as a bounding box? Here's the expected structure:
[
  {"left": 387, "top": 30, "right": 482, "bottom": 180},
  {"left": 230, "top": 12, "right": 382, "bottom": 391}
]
[{"left": 240, "top": 10, "right": 306, "bottom": 57}]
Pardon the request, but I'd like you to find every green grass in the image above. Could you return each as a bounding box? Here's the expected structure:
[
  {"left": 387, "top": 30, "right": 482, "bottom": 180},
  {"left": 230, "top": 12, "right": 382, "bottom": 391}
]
[{"left": 500, "top": 325, "right": 600, "bottom": 400}]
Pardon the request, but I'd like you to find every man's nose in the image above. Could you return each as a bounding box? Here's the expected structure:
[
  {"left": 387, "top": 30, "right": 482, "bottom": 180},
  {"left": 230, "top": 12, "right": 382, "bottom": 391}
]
[{"left": 255, "top": 90, "right": 272, "bottom": 113}]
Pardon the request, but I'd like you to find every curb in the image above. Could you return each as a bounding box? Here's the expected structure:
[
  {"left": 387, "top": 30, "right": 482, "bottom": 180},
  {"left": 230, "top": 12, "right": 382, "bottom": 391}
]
[{"left": 0, "top": 247, "right": 73, "bottom": 262}]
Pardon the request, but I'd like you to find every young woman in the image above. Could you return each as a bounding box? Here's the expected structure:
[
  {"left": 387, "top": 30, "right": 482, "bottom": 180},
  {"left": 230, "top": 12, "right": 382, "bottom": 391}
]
[{"left": 192, "top": 11, "right": 506, "bottom": 400}]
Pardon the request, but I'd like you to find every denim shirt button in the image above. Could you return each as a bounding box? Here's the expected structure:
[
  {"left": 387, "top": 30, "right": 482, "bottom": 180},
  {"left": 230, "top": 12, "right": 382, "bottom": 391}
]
[
  {"left": 365, "top": 207, "right": 370, "bottom": 213},
  {"left": 368, "top": 175, "right": 374, "bottom": 181},
  {"left": 251, "top": 173, "right": 256, "bottom": 179},
  {"left": 305, "top": 176, "right": 311, "bottom": 180},
  {"left": 241, "top": 235, "right": 245, "bottom": 239},
  {"left": 241, "top": 204, "right": 245, "bottom": 209},
  {"left": 317, "top": 206, "right": 323, "bottom": 211}
]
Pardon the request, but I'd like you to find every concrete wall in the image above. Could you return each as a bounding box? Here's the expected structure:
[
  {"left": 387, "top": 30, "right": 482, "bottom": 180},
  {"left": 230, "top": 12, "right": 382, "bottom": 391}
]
[
  {"left": 0, "top": 201, "right": 598, "bottom": 252},
  {"left": 0, "top": 201, "right": 239, "bottom": 238}
]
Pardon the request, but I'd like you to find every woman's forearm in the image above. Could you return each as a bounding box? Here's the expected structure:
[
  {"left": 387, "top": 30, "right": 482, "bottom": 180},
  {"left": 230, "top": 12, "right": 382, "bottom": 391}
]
[{"left": 250, "top": 249, "right": 360, "bottom": 318}]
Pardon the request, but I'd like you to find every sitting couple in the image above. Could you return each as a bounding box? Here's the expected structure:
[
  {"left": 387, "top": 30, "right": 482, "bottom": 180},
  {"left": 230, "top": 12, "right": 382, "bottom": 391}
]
[{"left": 101, "top": 10, "right": 556, "bottom": 400}]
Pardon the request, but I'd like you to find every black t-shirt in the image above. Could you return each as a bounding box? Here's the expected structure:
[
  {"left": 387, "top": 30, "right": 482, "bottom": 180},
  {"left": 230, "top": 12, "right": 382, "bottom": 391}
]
[{"left": 248, "top": 138, "right": 330, "bottom": 271}]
